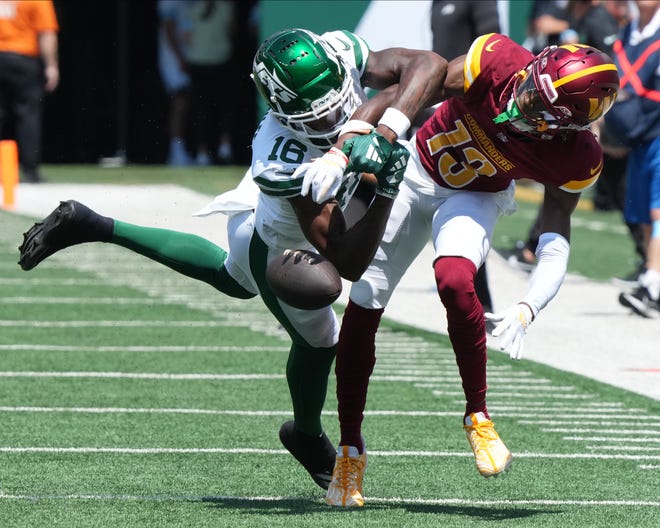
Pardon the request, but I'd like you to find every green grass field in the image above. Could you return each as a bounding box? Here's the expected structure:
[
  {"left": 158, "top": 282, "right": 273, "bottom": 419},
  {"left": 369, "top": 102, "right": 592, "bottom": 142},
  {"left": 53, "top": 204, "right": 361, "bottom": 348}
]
[{"left": 0, "top": 166, "right": 658, "bottom": 527}]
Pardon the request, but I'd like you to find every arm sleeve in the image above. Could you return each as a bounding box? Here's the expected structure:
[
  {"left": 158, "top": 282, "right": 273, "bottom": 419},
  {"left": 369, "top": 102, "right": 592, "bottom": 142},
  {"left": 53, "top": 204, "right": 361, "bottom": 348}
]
[{"left": 521, "top": 232, "right": 570, "bottom": 316}]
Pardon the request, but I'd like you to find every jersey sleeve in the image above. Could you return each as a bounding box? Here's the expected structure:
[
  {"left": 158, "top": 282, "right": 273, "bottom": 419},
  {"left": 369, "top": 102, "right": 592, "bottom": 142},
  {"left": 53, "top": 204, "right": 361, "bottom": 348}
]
[
  {"left": 557, "top": 134, "right": 603, "bottom": 193},
  {"left": 250, "top": 116, "right": 320, "bottom": 198},
  {"left": 321, "top": 30, "right": 370, "bottom": 77},
  {"left": 463, "top": 33, "right": 531, "bottom": 95},
  {"left": 34, "top": 1, "right": 59, "bottom": 32},
  {"left": 558, "top": 163, "right": 602, "bottom": 193}
]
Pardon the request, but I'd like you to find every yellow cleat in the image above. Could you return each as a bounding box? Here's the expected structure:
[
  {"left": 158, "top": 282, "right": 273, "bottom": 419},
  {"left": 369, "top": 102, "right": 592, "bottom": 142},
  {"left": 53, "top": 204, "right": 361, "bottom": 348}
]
[
  {"left": 325, "top": 445, "right": 367, "bottom": 507},
  {"left": 464, "top": 412, "right": 513, "bottom": 477}
]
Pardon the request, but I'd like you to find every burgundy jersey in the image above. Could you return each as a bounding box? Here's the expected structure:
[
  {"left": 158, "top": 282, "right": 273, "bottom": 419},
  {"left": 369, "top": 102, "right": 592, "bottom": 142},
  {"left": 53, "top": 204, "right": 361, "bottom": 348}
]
[{"left": 415, "top": 33, "right": 604, "bottom": 193}]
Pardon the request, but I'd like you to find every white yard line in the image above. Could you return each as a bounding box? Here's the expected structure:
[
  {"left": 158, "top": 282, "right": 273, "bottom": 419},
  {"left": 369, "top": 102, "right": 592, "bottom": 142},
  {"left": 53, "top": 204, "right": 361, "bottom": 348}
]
[
  {"left": 0, "top": 490, "right": 656, "bottom": 507},
  {"left": 592, "top": 446, "right": 660, "bottom": 451},
  {"left": 1, "top": 297, "right": 179, "bottom": 304},
  {"left": 0, "top": 406, "right": 295, "bottom": 415},
  {"left": 542, "top": 428, "right": 653, "bottom": 434},
  {"left": 0, "top": 278, "right": 105, "bottom": 285},
  {"left": 0, "top": 371, "right": 284, "bottom": 380},
  {"left": 0, "top": 406, "right": 655, "bottom": 425},
  {"left": 0, "top": 446, "right": 657, "bottom": 461},
  {"left": 0, "top": 345, "right": 289, "bottom": 352},
  {"left": 563, "top": 436, "right": 660, "bottom": 443},
  {"left": 432, "top": 390, "right": 590, "bottom": 398},
  {"left": 0, "top": 320, "right": 240, "bottom": 327}
]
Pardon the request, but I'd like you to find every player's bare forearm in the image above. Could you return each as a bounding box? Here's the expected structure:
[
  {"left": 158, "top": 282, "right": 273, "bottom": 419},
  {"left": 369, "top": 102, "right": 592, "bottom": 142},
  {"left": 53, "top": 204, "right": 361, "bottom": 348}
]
[
  {"left": 323, "top": 194, "right": 393, "bottom": 281},
  {"left": 344, "top": 86, "right": 399, "bottom": 144},
  {"left": 539, "top": 185, "right": 580, "bottom": 240},
  {"left": 291, "top": 194, "right": 393, "bottom": 281},
  {"left": 442, "top": 55, "right": 468, "bottom": 99},
  {"left": 363, "top": 48, "right": 448, "bottom": 124}
]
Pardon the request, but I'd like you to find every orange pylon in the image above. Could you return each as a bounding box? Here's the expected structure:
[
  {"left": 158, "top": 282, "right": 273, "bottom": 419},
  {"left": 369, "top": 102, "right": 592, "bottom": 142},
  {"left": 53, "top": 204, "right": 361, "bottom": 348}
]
[{"left": 0, "top": 140, "right": 18, "bottom": 209}]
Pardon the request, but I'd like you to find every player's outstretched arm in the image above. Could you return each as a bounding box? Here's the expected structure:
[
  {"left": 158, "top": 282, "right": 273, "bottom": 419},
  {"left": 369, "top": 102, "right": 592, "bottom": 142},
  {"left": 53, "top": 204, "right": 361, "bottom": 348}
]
[
  {"left": 361, "top": 47, "right": 448, "bottom": 125},
  {"left": 487, "top": 186, "right": 578, "bottom": 359}
]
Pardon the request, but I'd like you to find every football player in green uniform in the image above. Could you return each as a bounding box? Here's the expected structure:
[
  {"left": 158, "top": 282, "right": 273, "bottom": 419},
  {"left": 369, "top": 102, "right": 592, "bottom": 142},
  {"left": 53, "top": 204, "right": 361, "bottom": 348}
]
[{"left": 18, "top": 28, "right": 447, "bottom": 490}]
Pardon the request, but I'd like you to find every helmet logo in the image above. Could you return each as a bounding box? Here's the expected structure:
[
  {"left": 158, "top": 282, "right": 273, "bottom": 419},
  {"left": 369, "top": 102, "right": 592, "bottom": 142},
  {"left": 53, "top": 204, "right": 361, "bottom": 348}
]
[
  {"left": 312, "top": 89, "right": 339, "bottom": 111},
  {"left": 254, "top": 61, "right": 297, "bottom": 104},
  {"left": 588, "top": 94, "right": 616, "bottom": 120}
]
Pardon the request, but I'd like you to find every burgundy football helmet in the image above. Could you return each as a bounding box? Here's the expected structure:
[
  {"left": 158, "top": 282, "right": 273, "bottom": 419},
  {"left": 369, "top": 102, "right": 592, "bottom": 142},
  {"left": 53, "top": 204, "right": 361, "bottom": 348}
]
[{"left": 509, "top": 44, "right": 619, "bottom": 137}]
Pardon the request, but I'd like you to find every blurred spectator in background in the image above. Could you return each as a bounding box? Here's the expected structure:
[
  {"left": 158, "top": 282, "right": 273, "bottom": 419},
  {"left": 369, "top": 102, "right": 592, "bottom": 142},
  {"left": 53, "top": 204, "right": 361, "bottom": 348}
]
[
  {"left": 569, "top": 0, "right": 620, "bottom": 51},
  {"left": 157, "top": 0, "right": 192, "bottom": 167},
  {"left": 497, "top": 0, "right": 572, "bottom": 268},
  {"left": 570, "top": 0, "right": 630, "bottom": 212},
  {"left": 504, "top": 0, "right": 645, "bottom": 279},
  {"left": 186, "top": 0, "right": 237, "bottom": 166},
  {"left": 607, "top": 0, "right": 660, "bottom": 318},
  {"left": 586, "top": 0, "right": 647, "bottom": 285},
  {"left": 0, "top": 0, "right": 59, "bottom": 183},
  {"left": 430, "top": 0, "right": 501, "bottom": 60},
  {"left": 525, "top": 0, "right": 572, "bottom": 53},
  {"left": 429, "top": 0, "right": 502, "bottom": 319}
]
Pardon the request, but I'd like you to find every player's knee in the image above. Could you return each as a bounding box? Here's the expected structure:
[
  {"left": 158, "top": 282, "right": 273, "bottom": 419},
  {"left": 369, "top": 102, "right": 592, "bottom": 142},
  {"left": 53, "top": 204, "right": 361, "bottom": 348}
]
[
  {"left": 434, "top": 256, "right": 477, "bottom": 310},
  {"left": 349, "top": 276, "right": 389, "bottom": 310}
]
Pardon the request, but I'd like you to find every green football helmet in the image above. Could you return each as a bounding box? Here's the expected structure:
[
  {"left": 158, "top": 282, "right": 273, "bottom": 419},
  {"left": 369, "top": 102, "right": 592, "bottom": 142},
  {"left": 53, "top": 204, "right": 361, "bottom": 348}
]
[{"left": 252, "top": 28, "right": 360, "bottom": 147}]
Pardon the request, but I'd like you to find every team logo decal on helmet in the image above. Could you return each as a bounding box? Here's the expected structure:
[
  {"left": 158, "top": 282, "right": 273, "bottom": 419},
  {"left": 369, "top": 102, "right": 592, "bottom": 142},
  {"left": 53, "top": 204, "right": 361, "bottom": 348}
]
[{"left": 253, "top": 61, "right": 297, "bottom": 107}]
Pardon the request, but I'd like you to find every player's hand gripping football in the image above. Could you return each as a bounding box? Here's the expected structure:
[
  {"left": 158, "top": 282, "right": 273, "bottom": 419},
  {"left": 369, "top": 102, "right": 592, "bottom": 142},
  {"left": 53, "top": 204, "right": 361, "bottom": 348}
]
[
  {"left": 374, "top": 142, "right": 409, "bottom": 199},
  {"left": 484, "top": 303, "right": 535, "bottom": 360}
]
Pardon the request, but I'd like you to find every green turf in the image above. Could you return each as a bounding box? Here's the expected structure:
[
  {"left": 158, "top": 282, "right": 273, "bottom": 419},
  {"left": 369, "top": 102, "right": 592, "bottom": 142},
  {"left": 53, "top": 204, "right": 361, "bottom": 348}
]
[
  {"left": 492, "top": 200, "right": 638, "bottom": 281},
  {"left": 1, "top": 171, "right": 659, "bottom": 527}
]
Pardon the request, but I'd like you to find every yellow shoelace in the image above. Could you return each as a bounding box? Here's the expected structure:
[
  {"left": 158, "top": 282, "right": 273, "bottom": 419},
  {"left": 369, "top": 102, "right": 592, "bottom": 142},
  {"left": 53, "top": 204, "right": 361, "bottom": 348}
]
[{"left": 337, "top": 456, "right": 364, "bottom": 488}]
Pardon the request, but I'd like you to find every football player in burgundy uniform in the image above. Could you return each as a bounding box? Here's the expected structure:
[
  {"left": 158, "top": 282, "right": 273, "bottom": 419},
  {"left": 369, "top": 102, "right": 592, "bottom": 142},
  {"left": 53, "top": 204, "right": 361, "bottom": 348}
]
[{"left": 307, "top": 33, "right": 619, "bottom": 506}]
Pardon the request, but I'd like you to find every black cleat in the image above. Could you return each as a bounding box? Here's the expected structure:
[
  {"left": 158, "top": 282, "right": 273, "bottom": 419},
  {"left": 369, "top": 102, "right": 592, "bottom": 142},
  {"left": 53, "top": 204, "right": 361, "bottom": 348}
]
[
  {"left": 18, "top": 200, "right": 112, "bottom": 271},
  {"left": 279, "top": 421, "right": 335, "bottom": 490},
  {"left": 619, "top": 287, "right": 660, "bottom": 319}
]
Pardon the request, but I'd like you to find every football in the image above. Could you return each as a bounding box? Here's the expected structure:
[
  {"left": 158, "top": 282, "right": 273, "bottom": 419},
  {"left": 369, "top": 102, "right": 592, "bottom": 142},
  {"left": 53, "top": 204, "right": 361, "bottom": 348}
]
[{"left": 265, "top": 249, "right": 342, "bottom": 310}]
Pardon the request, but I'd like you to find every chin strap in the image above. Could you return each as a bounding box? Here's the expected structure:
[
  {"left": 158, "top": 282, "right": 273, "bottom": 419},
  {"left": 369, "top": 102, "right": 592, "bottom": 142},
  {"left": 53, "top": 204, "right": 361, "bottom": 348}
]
[
  {"left": 493, "top": 98, "right": 552, "bottom": 136},
  {"left": 493, "top": 99, "right": 523, "bottom": 124}
]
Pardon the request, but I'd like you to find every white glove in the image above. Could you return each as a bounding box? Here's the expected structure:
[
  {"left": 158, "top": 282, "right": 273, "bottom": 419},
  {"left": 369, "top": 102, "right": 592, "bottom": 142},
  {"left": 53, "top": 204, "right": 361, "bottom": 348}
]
[
  {"left": 297, "top": 147, "right": 348, "bottom": 203},
  {"left": 484, "top": 303, "right": 535, "bottom": 360}
]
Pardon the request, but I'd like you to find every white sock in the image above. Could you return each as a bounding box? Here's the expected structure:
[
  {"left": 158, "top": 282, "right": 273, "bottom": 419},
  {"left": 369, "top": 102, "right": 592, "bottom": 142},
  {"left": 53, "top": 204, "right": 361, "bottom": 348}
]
[{"left": 640, "top": 269, "right": 660, "bottom": 300}]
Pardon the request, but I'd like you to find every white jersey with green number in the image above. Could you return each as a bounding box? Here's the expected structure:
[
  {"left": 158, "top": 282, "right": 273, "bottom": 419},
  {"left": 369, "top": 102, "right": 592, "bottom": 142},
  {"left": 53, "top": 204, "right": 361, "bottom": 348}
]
[
  {"left": 251, "top": 30, "right": 370, "bottom": 250},
  {"left": 196, "top": 30, "right": 370, "bottom": 250}
]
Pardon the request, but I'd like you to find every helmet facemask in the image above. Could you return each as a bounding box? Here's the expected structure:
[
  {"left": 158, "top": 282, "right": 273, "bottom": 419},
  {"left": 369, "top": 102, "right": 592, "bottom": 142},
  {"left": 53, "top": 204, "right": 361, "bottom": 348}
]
[{"left": 271, "top": 68, "right": 360, "bottom": 148}]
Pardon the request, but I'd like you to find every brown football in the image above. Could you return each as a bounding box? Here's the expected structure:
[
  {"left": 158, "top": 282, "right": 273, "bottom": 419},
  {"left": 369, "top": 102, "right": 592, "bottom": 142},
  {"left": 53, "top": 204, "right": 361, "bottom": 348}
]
[{"left": 265, "top": 249, "right": 342, "bottom": 310}]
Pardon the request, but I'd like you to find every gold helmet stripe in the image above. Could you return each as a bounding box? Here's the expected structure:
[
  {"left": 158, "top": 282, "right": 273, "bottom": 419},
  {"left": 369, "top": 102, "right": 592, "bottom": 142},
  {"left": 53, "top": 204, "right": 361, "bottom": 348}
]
[{"left": 553, "top": 63, "right": 619, "bottom": 89}]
